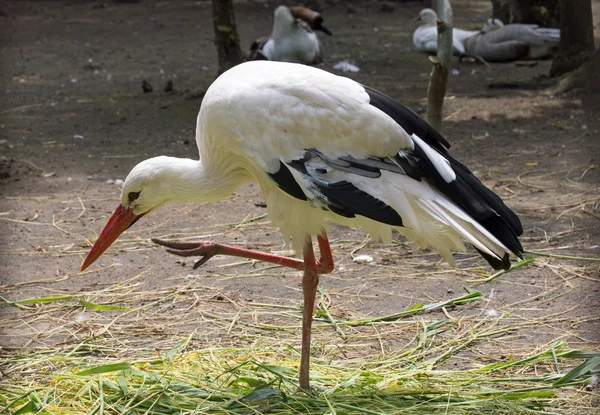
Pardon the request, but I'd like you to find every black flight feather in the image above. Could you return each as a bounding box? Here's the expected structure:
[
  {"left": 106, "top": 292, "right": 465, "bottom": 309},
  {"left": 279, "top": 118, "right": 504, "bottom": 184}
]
[
  {"left": 474, "top": 248, "right": 511, "bottom": 271},
  {"left": 411, "top": 141, "right": 523, "bottom": 258}
]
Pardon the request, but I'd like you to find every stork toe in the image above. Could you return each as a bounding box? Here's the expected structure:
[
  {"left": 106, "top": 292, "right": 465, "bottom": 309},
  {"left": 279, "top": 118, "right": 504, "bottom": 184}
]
[
  {"left": 151, "top": 238, "right": 219, "bottom": 267},
  {"left": 151, "top": 238, "right": 206, "bottom": 249}
]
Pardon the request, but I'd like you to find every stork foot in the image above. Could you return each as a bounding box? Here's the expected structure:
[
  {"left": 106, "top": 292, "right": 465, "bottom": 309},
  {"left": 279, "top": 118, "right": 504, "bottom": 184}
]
[
  {"left": 152, "top": 238, "right": 309, "bottom": 271},
  {"left": 152, "top": 234, "right": 335, "bottom": 274},
  {"left": 151, "top": 238, "right": 220, "bottom": 269}
]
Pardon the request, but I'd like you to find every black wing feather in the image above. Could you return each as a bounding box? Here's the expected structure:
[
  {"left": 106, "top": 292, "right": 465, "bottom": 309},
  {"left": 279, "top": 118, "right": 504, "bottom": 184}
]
[
  {"left": 269, "top": 159, "right": 403, "bottom": 226},
  {"left": 474, "top": 248, "right": 511, "bottom": 271},
  {"left": 366, "top": 86, "right": 524, "bottom": 266},
  {"left": 316, "top": 180, "right": 403, "bottom": 226},
  {"left": 447, "top": 153, "right": 523, "bottom": 235},
  {"left": 268, "top": 162, "right": 307, "bottom": 201},
  {"left": 364, "top": 86, "right": 451, "bottom": 152}
]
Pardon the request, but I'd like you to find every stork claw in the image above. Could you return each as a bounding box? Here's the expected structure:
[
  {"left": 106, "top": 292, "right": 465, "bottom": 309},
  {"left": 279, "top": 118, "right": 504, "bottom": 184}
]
[{"left": 193, "top": 256, "right": 212, "bottom": 269}]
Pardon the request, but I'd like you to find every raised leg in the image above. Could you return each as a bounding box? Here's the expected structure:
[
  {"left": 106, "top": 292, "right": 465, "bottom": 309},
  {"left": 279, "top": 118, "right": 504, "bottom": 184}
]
[
  {"left": 299, "top": 236, "right": 319, "bottom": 390},
  {"left": 152, "top": 235, "right": 334, "bottom": 273}
]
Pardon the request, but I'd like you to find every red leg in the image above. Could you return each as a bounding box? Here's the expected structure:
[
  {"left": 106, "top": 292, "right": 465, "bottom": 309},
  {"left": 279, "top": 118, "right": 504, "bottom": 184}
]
[
  {"left": 299, "top": 236, "right": 319, "bottom": 390},
  {"left": 316, "top": 234, "right": 334, "bottom": 274},
  {"left": 152, "top": 236, "right": 335, "bottom": 273}
]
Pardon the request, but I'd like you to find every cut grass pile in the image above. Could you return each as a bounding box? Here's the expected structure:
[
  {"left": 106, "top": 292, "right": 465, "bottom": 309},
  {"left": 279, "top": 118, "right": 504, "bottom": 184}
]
[
  {"left": 1, "top": 288, "right": 598, "bottom": 415},
  {"left": 2, "top": 337, "right": 598, "bottom": 414}
]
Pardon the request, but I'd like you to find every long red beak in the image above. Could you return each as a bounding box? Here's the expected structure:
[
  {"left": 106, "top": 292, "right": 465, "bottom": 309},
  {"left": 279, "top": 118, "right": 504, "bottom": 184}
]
[{"left": 80, "top": 204, "right": 145, "bottom": 272}]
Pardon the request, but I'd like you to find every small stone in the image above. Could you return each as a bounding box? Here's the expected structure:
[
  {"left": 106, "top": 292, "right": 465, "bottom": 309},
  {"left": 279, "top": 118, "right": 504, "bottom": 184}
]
[
  {"left": 142, "top": 80, "right": 153, "bottom": 93},
  {"left": 353, "top": 255, "right": 374, "bottom": 264}
]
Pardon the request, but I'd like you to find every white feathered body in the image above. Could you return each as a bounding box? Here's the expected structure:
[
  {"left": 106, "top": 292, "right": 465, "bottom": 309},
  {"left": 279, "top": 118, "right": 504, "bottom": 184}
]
[
  {"left": 261, "top": 31, "right": 321, "bottom": 63},
  {"left": 196, "top": 62, "right": 521, "bottom": 265},
  {"left": 412, "top": 9, "right": 476, "bottom": 55},
  {"left": 250, "top": 6, "right": 322, "bottom": 64},
  {"left": 413, "top": 24, "right": 476, "bottom": 55}
]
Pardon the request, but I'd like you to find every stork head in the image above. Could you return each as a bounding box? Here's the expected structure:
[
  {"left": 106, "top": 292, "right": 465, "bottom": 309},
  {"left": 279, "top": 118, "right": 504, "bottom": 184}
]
[
  {"left": 482, "top": 18, "right": 504, "bottom": 33},
  {"left": 415, "top": 8, "right": 438, "bottom": 25},
  {"left": 80, "top": 156, "right": 181, "bottom": 271}
]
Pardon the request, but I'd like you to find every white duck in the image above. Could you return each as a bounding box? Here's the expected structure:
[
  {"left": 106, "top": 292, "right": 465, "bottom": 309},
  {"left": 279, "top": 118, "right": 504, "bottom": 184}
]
[
  {"left": 413, "top": 8, "right": 477, "bottom": 56},
  {"left": 464, "top": 18, "right": 560, "bottom": 61},
  {"left": 249, "top": 6, "right": 332, "bottom": 64}
]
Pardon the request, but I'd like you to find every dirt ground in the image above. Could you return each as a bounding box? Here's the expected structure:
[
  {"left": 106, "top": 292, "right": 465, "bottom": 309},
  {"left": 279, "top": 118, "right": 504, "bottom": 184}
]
[{"left": 1, "top": 0, "right": 599, "bottom": 409}]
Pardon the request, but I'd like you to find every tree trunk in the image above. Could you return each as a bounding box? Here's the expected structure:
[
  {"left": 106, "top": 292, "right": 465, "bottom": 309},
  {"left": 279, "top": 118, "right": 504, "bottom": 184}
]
[
  {"left": 212, "top": 0, "right": 244, "bottom": 75},
  {"left": 553, "top": 48, "right": 600, "bottom": 108},
  {"left": 550, "top": 0, "right": 595, "bottom": 77},
  {"left": 491, "top": 0, "right": 559, "bottom": 27},
  {"left": 491, "top": 0, "right": 511, "bottom": 23},
  {"left": 426, "top": 0, "right": 453, "bottom": 132}
]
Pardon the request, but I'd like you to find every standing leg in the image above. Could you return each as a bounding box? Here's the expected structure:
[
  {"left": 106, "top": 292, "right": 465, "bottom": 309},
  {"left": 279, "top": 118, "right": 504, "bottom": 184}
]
[{"left": 299, "top": 235, "right": 319, "bottom": 390}]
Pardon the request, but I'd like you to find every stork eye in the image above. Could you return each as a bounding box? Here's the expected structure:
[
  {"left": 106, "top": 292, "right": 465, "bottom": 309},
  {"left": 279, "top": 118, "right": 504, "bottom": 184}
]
[{"left": 128, "top": 191, "right": 141, "bottom": 203}]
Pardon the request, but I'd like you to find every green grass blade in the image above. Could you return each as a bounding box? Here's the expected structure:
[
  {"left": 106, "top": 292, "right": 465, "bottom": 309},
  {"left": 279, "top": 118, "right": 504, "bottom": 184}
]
[
  {"left": 467, "top": 256, "right": 535, "bottom": 283},
  {"left": 9, "top": 295, "right": 75, "bottom": 305},
  {"left": 76, "top": 363, "right": 132, "bottom": 376},
  {"left": 344, "top": 289, "right": 483, "bottom": 325},
  {"left": 163, "top": 335, "right": 192, "bottom": 362},
  {"left": 79, "top": 299, "right": 131, "bottom": 311},
  {"left": 12, "top": 400, "right": 38, "bottom": 415},
  {"left": 553, "top": 356, "right": 600, "bottom": 386}
]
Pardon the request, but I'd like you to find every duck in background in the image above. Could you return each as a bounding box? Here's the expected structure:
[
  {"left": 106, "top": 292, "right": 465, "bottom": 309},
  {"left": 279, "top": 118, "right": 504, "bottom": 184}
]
[
  {"left": 464, "top": 18, "right": 560, "bottom": 62},
  {"left": 249, "top": 6, "right": 332, "bottom": 64},
  {"left": 412, "top": 8, "right": 477, "bottom": 56}
]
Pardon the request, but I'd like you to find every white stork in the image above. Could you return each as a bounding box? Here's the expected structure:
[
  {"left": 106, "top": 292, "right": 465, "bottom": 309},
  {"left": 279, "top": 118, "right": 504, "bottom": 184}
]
[{"left": 80, "top": 61, "right": 523, "bottom": 389}]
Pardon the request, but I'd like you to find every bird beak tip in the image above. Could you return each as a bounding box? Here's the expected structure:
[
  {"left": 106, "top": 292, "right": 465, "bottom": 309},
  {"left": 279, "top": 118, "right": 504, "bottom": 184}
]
[
  {"left": 79, "top": 204, "right": 141, "bottom": 272},
  {"left": 80, "top": 262, "right": 90, "bottom": 273}
]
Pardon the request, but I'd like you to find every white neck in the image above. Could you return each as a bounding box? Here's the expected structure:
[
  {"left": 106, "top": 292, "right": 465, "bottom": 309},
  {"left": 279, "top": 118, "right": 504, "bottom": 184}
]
[
  {"left": 167, "top": 157, "right": 245, "bottom": 204},
  {"left": 272, "top": 8, "right": 295, "bottom": 38},
  {"left": 422, "top": 14, "right": 437, "bottom": 27},
  {"left": 126, "top": 155, "right": 248, "bottom": 214}
]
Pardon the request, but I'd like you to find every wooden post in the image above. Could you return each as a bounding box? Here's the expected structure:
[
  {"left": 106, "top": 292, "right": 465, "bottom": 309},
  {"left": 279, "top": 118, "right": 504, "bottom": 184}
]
[
  {"left": 426, "top": 0, "right": 453, "bottom": 132},
  {"left": 212, "top": 0, "right": 244, "bottom": 75}
]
